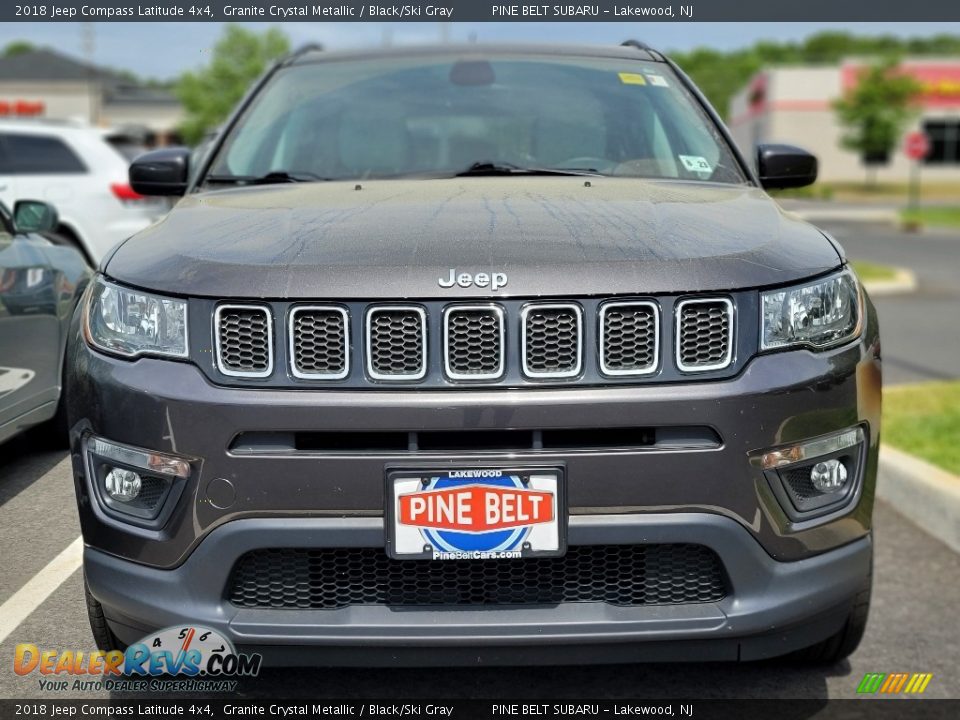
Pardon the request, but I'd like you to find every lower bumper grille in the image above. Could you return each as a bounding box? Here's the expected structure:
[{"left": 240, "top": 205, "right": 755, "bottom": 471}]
[{"left": 228, "top": 544, "right": 727, "bottom": 609}]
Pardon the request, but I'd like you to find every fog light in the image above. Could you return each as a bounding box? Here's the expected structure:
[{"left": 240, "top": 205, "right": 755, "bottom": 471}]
[
  {"left": 810, "top": 459, "right": 848, "bottom": 493},
  {"left": 758, "top": 425, "right": 866, "bottom": 520},
  {"left": 85, "top": 436, "right": 193, "bottom": 525},
  {"left": 761, "top": 427, "right": 864, "bottom": 470},
  {"left": 104, "top": 467, "right": 141, "bottom": 502},
  {"left": 89, "top": 437, "right": 191, "bottom": 477}
]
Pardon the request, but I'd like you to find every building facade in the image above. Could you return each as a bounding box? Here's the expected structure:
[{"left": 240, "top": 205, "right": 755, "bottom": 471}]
[
  {"left": 729, "top": 59, "right": 960, "bottom": 183},
  {"left": 0, "top": 48, "right": 183, "bottom": 144}
]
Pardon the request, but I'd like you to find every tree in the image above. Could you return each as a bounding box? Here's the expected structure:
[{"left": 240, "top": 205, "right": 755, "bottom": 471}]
[
  {"left": 832, "top": 58, "right": 922, "bottom": 186},
  {"left": 176, "top": 25, "right": 290, "bottom": 145},
  {"left": 3, "top": 40, "right": 35, "bottom": 57},
  {"left": 669, "top": 31, "right": 960, "bottom": 119},
  {"left": 803, "top": 31, "right": 856, "bottom": 63}
]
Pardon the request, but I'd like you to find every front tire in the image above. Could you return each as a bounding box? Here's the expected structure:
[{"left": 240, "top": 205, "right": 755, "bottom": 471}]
[
  {"left": 791, "top": 568, "right": 872, "bottom": 664},
  {"left": 42, "top": 391, "right": 70, "bottom": 448},
  {"left": 84, "top": 571, "right": 126, "bottom": 652}
]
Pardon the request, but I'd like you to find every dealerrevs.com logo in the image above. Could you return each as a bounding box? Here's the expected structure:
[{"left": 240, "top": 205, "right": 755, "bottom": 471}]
[{"left": 14, "top": 626, "right": 261, "bottom": 693}]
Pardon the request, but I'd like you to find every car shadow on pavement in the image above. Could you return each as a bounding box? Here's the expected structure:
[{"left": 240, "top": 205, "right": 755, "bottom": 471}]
[{"left": 0, "top": 427, "right": 69, "bottom": 507}]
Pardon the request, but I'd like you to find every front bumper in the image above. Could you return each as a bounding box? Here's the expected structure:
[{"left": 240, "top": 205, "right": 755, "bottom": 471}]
[
  {"left": 68, "top": 303, "right": 880, "bottom": 663},
  {"left": 68, "top": 327, "right": 880, "bottom": 567},
  {"left": 84, "top": 513, "right": 873, "bottom": 664}
]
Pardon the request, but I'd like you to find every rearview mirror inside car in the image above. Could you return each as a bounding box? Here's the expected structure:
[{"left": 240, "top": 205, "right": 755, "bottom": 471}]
[
  {"left": 14, "top": 200, "right": 59, "bottom": 234},
  {"left": 129, "top": 147, "right": 191, "bottom": 196},
  {"left": 757, "top": 144, "right": 818, "bottom": 190}
]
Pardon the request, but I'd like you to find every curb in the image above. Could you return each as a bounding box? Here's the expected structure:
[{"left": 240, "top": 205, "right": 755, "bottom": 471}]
[
  {"left": 862, "top": 268, "right": 917, "bottom": 297},
  {"left": 908, "top": 224, "right": 960, "bottom": 238},
  {"left": 877, "top": 445, "right": 960, "bottom": 554}
]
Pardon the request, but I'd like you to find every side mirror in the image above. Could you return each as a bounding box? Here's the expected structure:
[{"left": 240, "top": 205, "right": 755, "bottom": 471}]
[
  {"left": 14, "top": 200, "right": 59, "bottom": 234},
  {"left": 129, "top": 146, "right": 191, "bottom": 196},
  {"left": 757, "top": 144, "right": 818, "bottom": 190}
]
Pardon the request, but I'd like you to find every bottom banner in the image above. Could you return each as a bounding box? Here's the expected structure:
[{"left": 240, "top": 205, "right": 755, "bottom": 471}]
[{"left": 0, "top": 700, "right": 957, "bottom": 720}]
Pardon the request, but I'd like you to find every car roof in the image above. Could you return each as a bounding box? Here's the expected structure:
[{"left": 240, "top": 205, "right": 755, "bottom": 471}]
[
  {"left": 0, "top": 119, "right": 102, "bottom": 138},
  {"left": 288, "top": 42, "right": 664, "bottom": 67}
]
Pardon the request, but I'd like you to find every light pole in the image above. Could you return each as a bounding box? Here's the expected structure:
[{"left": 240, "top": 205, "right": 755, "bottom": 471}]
[{"left": 81, "top": 22, "right": 97, "bottom": 125}]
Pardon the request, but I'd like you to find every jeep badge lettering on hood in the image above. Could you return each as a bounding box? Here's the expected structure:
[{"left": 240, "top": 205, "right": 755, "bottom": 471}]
[{"left": 439, "top": 268, "right": 508, "bottom": 291}]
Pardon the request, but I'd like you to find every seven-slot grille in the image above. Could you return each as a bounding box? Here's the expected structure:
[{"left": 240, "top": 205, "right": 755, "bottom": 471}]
[
  {"left": 676, "top": 298, "right": 734, "bottom": 372},
  {"left": 289, "top": 306, "right": 349, "bottom": 379},
  {"left": 444, "top": 305, "right": 505, "bottom": 380},
  {"left": 365, "top": 306, "right": 427, "bottom": 380},
  {"left": 213, "top": 297, "right": 734, "bottom": 383},
  {"left": 521, "top": 303, "right": 582, "bottom": 378},
  {"left": 214, "top": 304, "right": 273, "bottom": 377},
  {"left": 600, "top": 301, "right": 659, "bottom": 376}
]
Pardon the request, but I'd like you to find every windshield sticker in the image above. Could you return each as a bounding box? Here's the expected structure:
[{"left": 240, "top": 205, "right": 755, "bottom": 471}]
[
  {"left": 646, "top": 74, "right": 670, "bottom": 87},
  {"left": 679, "top": 155, "right": 713, "bottom": 173},
  {"left": 618, "top": 72, "right": 647, "bottom": 85}
]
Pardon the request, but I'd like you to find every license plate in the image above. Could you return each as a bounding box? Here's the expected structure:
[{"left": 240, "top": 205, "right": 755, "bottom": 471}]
[{"left": 386, "top": 468, "right": 565, "bottom": 560}]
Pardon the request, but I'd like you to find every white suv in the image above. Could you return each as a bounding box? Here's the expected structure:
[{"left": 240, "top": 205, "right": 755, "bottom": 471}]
[{"left": 0, "top": 120, "right": 168, "bottom": 264}]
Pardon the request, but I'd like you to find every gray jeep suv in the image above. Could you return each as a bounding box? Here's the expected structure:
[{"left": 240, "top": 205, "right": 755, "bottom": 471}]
[{"left": 68, "top": 43, "right": 880, "bottom": 666}]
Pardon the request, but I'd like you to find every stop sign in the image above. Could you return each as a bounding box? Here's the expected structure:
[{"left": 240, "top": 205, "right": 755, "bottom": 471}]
[{"left": 905, "top": 131, "right": 930, "bottom": 160}]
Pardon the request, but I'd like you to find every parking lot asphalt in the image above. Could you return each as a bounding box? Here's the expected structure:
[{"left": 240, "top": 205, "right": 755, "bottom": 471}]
[{"left": 0, "top": 430, "right": 958, "bottom": 701}]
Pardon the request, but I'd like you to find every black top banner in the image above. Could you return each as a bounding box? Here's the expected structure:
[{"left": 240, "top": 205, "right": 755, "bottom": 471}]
[{"left": 5, "top": 0, "right": 960, "bottom": 22}]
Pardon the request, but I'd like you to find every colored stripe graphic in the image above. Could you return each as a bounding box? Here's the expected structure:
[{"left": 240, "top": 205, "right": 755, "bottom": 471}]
[
  {"left": 857, "top": 673, "right": 886, "bottom": 693},
  {"left": 911, "top": 674, "right": 933, "bottom": 694},
  {"left": 879, "top": 674, "right": 898, "bottom": 693},
  {"left": 891, "top": 673, "right": 909, "bottom": 693},
  {"left": 858, "top": 672, "right": 933, "bottom": 694}
]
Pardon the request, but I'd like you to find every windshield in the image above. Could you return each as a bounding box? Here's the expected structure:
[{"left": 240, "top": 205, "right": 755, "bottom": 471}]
[{"left": 205, "top": 52, "right": 747, "bottom": 185}]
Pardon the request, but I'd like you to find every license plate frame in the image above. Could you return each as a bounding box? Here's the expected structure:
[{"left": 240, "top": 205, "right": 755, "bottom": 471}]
[{"left": 385, "top": 466, "right": 566, "bottom": 560}]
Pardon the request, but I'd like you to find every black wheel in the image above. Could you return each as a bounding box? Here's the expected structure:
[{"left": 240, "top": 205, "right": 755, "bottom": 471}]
[
  {"left": 84, "top": 571, "right": 127, "bottom": 652},
  {"left": 41, "top": 389, "right": 70, "bottom": 448},
  {"left": 790, "top": 569, "right": 872, "bottom": 664}
]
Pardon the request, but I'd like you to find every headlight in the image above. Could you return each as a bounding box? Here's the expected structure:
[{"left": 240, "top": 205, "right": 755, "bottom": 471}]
[
  {"left": 83, "top": 276, "right": 188, "bottom": 358},
  {"left": 761, "top": 268, "right": 862, "bottom": 351}
]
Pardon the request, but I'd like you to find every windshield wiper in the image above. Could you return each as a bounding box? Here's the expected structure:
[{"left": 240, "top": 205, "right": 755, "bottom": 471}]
[
  {"left": 455, "top": 162, "right": 601, "bottom": 177},
  {"left": 204, "top": 170, "right": 329, "bottom": 186},
  {"left": 203, "top": 165, "right": 600, "bottom": 185}
]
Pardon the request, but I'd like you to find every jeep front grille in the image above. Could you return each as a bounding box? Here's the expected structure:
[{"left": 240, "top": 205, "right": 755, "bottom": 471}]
[
  {"left": 676, "top": 298, "right": 734, "bottom": 372},
  {"left": 365, "top": 306, "right": 427, "bottom": 380},
  {"left": 600, "top": 301, "right": 659, "bottom": 376},
  {"left": 208, "top": 296, "right": 740, "bottom": 385},
  {"left": 521, "top": 303, "right": 582, "bottom": 378},
  {"left": 444, "top": 305, "right": 504, "bottom": 380},
  {"left": 228, "top": 544, "right": 728, "bottom": 609},
  {"left": 214, "top": 304, "right": 273, "bottom": 378},
  {"left": 290, "top": 306, "right": 349, "bottom": 380}
]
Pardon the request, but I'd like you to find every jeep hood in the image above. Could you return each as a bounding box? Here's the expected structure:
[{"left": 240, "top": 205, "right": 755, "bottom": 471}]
[{"left": 106, "top": 178, "right": 841, "bottom": 299}]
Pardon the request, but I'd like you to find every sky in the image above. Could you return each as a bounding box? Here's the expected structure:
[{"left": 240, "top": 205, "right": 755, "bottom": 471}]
[{"left": 0, "top": 21, "right": 955, "bottom": 80}]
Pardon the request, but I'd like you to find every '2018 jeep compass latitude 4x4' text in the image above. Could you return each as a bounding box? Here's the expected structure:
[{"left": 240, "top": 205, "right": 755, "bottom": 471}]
[{"left": 68, "top": 43, "right": 879, "bottom": 666}]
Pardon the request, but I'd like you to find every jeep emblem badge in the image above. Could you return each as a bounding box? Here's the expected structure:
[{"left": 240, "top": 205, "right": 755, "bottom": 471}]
[{"left": 438, "top": 268, "right": 508, "bottom": 291}]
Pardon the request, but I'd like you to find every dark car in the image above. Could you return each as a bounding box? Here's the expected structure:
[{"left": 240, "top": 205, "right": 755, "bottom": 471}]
[
  {"left": 68, "top": 43, "right": 880, "bottom": 666},
  {"left": 1, "top": 200, "right": 91, "bottom": 445}
]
